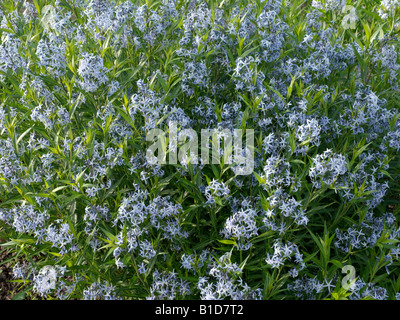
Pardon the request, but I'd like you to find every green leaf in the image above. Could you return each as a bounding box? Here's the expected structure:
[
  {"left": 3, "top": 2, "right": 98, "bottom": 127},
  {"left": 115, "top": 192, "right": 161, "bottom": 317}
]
[
  {"left": 12, "top": 292, "right": 27, "bottom": 300},
  {"left": 330, "top": 260, "right": 343, "bottom": 269},
  {"left": 101, "top": 175, "right": 125, "bottom": 201},
  {"left": 217, "top": 239, "right": 237, "bottom": 245},
  {"left": 115, "top": 106, "right": 136, "bottom": 129}
]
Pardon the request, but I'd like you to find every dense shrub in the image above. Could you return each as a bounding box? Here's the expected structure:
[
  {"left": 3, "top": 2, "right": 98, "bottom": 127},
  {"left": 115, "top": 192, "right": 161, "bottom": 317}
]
[{"left": 0, "top": 0, "right": 400, "bottom": 300}]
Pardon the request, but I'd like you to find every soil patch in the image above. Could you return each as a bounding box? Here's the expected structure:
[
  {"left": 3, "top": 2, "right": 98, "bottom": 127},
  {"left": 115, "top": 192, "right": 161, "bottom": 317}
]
[{"left": 0, "top": 244, "right": 19, "bottom": 300}]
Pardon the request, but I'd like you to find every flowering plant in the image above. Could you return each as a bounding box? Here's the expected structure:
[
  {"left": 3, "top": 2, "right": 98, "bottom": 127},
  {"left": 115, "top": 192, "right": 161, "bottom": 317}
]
[{"left": 0, "top": 0, "right": 400, "bottom": 300}]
